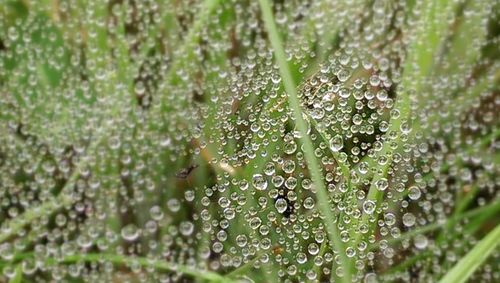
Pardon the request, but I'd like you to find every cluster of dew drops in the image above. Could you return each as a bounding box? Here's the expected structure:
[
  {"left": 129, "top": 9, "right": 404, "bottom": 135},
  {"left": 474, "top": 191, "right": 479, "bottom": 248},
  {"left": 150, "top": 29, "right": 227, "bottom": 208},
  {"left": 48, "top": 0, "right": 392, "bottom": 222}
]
[{"left": 0, "top": 0, "right": 499, "bottom": 282}]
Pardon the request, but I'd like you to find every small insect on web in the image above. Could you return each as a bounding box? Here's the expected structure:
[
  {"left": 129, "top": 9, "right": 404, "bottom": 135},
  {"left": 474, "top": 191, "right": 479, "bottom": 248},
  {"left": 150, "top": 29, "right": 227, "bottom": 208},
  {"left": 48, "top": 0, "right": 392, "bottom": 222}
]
[{"left": 175, "top": 164, "right": 199, "bottom": 187}]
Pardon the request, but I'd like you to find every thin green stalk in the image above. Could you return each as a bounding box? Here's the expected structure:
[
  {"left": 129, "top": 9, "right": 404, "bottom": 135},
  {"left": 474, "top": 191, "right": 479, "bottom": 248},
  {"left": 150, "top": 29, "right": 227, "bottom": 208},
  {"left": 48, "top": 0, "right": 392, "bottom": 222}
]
[
  {"left": 439, "top": 224, "right": 500, "bottom": 283},
  {"left": 9, "top": 252, "right": 230, "bottom": 283},
  {"left": 0, "top": 0, "right": 223, "bottom": 246},
  {"left": 225, "top": 247, "right": 270, "bottom": 279},
  {"left": 154, "top": 0, "right": 222, "bottom": 115},
  {"left": 383, "top": 251, "right": 431, "bottom": 277},
  {"left": 242, "top": 0, "right": 367, "bottom": 183},
  {"left": 351, "top": 0, "right": 456, "bottom": 252},
  {"left": 307, "top": 116, "right": 351, "bottom": 181},
  {"left": 368, "top": 200, "right": 500, "bottom": 252},
  {"left": 0, "top": 130, "right": 102, "bottom": 244},
  {"left": 383, "top": 200, "right": 500, "bottom": 275},
  {"left": 257, "top": 0, "right": 351, "bottom": 282},
  {"left": 312, "top": 240, "right": 329, "bottom": 280},
  {"left": 8, "top": 264, "right": 22, "bottom": 283}
]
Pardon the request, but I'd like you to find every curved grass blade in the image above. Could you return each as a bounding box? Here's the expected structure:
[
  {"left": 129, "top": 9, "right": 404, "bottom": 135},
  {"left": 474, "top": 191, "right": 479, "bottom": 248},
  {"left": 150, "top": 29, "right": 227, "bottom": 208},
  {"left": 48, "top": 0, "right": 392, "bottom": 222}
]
[
  {"left": 439, "top": 224, "right": 500, "bottom": 283},
  {"left": 10, "top": 253, "right": 231, "bottom": 283},
  {"left": 257, "top": 0, "right": 351, "bottom": 281},
  {"left": 0, "top": 127, "right": 106, "bottom": 243},
  {"left": 368, "top": 200, "right": 500, "bottom": 252},
  {"left": 383, "top": 200, "right": 500, "bottom": 276},
  {"left": 351, "top": 0, "right": 457, "bottom": 252},
  {"left": 0, "top": 0, "right": 224, "bottom": 246},
  {"left": 8, "top": 264, "right": 22, "bottom": 283},
  {"left": 152, "top": 0, "right": 223, "bottom": 117}
]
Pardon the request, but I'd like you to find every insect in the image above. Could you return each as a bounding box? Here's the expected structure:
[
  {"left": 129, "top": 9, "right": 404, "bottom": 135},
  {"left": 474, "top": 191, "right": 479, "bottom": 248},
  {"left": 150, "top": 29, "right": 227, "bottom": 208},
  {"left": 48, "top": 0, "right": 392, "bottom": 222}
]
[
  {"left": 175, "top": 164, "right": 199, "bottom": 179},
  {"left": 272, "top": 245, "right": 284, "bottom": 255}
]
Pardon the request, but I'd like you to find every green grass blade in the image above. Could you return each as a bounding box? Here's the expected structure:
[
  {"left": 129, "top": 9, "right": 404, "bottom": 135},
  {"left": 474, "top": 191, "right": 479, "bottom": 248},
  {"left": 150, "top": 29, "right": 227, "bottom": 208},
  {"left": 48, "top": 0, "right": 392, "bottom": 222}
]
[
  {"left": 383, "top": 200, "right": 500, "bottom": 276},
  {"left": 0, "top": 126, "right": 105, "bottom": 243},
  {"left": 10, "top": 253, "right": 231, "bottom": 283},
  {"left": 153, "top": 0, "right": 222, "bottom": 115},
  {"left": 351, "top": 0, "right": 457, "bottom": 251},
  {"left": 306, "top": 115, "right": 351, "bottom": 182},
  {"left": 439, "top": 224, "right": 500, "bottom": 283},
  {"left": 0, "top": 0, "right": 223, "bottom": 246},
  {"left": 8, "top": 264, "right": 22, "bottom": 283},
  {"left": 438, "top": 0, "right": 491, "bottom": 80},
  {"left": 257, "top": 0, "right": 351, "bottom": 281},
  {"left": 368, "top": 200, "right": 500, "bottom": 252}
]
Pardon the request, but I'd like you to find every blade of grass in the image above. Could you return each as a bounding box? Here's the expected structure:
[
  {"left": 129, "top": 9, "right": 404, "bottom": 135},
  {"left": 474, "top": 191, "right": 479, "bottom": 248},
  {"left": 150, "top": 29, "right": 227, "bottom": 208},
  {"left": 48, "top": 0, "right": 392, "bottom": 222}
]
[
  {"left": 0, "top": 0, "right": 119, "bottom": 244},
  {"left": 8, "top": 264, "right": 22, "bottom": 283},
  {"left": 9, "top": 252, "right": 231, "bottom": 283},
  {"left": 152, "top": 0, "right": 222, "bottom": 116},
  {"left": 368, "top": 200, "right": 500, "bottom": 252},
  {"left": 0, "top": 0, "right": 223, "bottom": 246},
  {"left": 311, "top": 240, "right": 329, "bottom": 280},
  {"left": 232, "top": 3, "right": 364, "bottom": 274},
  {"left": 351, "top": 0, "right": 457, "bottom": 252},
  {"left": 257, "top": 0, "right": 351, "bottom": 282},
  {"left": 306, "top": 115, "right": 351, "bottom": 183},
  {"left": 241, "top": 0, "right": 369, "bottom": 182},
  {"left": 439, "top": 224, "right": 500, "bottom": 283},
  {"left": 438, "top": 0, "right": 491, "bottom": 80},
  {"left": 383, "top": 199, "right": 500, "bottom": 276},
  {"left": 0, "top": 123, "right": 107, "bottom": 243}
]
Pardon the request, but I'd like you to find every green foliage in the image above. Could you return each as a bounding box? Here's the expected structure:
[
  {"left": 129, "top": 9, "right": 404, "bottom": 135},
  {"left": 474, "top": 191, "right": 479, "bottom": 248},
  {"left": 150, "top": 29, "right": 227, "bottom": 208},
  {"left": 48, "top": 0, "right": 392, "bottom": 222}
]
[
  {"left": 439, "top": 224, "right": 500, "bottom": 283},
  {"left": 0, "top": 0, "right": 498, "bottom": 282}
]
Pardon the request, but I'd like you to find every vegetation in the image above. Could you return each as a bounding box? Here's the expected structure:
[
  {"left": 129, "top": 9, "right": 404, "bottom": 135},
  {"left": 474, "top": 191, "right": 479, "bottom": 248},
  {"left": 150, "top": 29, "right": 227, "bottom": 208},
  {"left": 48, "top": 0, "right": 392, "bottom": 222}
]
[{"left": 0, "top": 0, "right": 498, "bottom": 282}]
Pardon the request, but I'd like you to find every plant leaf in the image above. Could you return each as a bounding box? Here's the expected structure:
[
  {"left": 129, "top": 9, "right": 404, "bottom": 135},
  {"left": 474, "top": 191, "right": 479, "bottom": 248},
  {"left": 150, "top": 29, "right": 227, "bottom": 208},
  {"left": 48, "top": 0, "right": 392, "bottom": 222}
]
[
  {"left": 8, "top": 264, "right": 22, "bottom": 283},
  {"left": 439, "top": 224, "right": 500, "bottom": 283},
  {"left": 257, "top": 0, "right": 351, "bottom": 281}
]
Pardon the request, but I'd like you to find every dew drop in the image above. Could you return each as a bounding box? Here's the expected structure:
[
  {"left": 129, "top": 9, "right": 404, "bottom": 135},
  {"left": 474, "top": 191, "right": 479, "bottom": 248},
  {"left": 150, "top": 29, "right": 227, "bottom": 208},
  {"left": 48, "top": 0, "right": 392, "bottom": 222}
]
[
  {"left": 252, "top": 174, "right": 268, "bottom": 191},
  {"left": 329, "top": 134, "right": 344, "bottom": 152},
  {"left": 275, "top": 198, "right": 288, "bottom": 214},
  {"left": 121, "top": 224, "right": 140, "bottom": 241}
]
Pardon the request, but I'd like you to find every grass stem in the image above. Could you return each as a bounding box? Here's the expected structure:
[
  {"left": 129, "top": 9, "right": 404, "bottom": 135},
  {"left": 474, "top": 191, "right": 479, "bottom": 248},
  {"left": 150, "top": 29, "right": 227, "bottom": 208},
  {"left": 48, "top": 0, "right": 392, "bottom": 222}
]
[
  {"left": 9, "top": 253, "right": 231, "bottom": 283},
  {"left": 439, "top": 224, "right": 500, "bottom": 283},
  {"left": 257, "top": 0, "right": 351, "bottom": 281}
]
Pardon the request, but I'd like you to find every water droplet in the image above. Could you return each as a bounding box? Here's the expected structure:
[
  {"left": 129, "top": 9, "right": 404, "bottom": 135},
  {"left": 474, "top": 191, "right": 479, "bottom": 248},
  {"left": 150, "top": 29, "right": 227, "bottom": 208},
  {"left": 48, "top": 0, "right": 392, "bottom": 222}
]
[
  {"left": 275, "top": 198, "right": 288, "bottom": 213},
  {"left": 375, "top": 178, "right": 389, "bottom": 191},
  {"left": 329, "top": 134, "right": 344, "bottom": 152},
  {"left": 402, "top": 213, "right": 416, "bottom": 227},
  {"left": 414, "top": 234, "right": 428, "bottom": 249},
  {"left": 121, "top": 224, "right": 140, "bottom": 241},
  {"left": 363, "top": 200, "right": 376, "bottom": 214},
  {"left": 252, "top": 174, "right": 268, "bottom": 190},
  {"left": 408, "top": 186, "right": 421, "bottom": 200}
]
